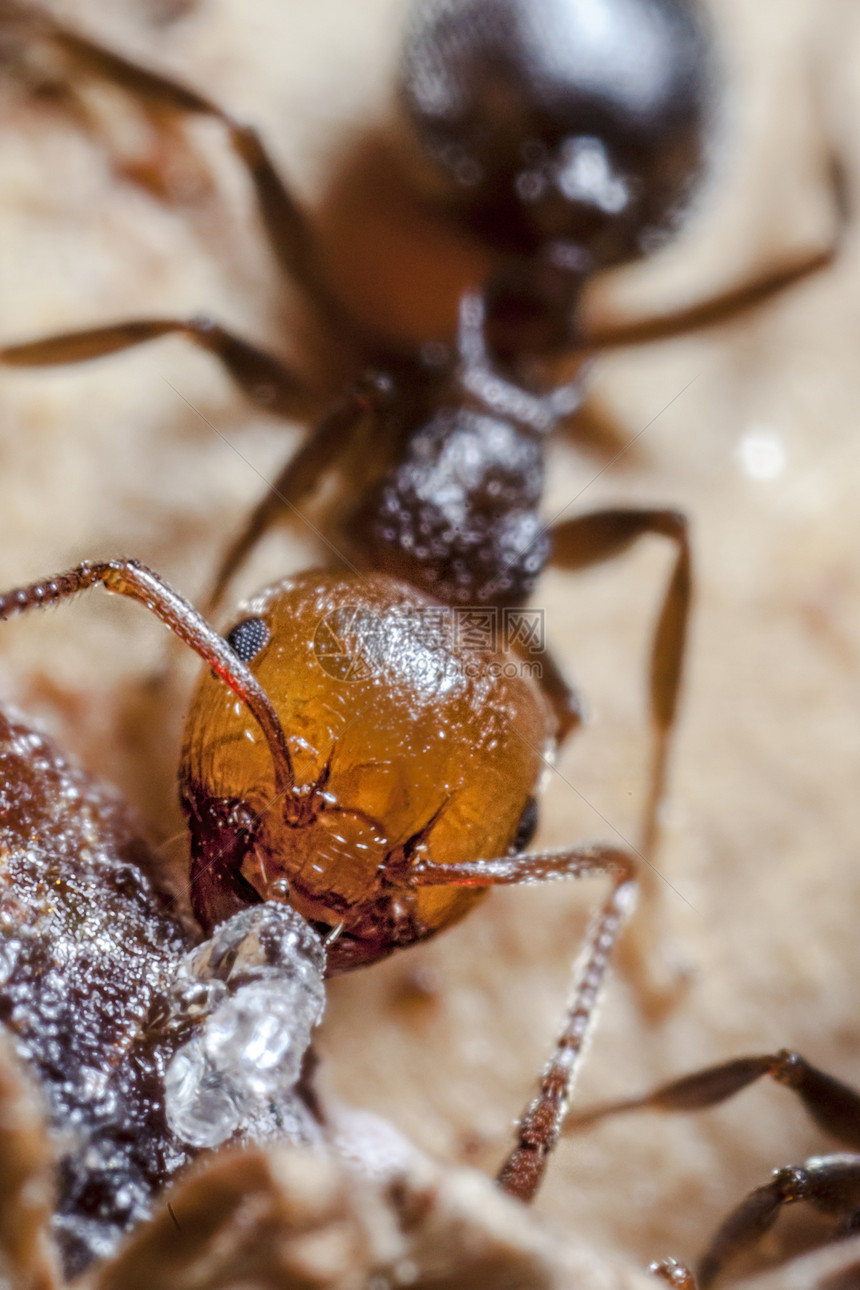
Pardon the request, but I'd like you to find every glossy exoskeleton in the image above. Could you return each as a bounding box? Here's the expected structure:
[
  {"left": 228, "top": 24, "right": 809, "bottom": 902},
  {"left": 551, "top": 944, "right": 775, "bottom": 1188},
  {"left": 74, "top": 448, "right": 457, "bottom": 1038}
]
[
  {"left": 570, "top": 1049, "right": 860, "bottom": 1287},
  {"left": 0, "top": 557, "right": 637, "bottom": 1265}
]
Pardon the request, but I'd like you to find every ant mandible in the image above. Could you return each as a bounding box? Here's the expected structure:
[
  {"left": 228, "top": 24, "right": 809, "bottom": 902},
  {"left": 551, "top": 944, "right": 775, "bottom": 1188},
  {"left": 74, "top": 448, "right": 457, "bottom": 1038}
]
[
  {"left": 0, "top": 0, "right": 833, "bottom": 979},
  {"left": 568, "top": 1049, "right": 860, "bottom": 1287},
  {"left": 0, "top": 556, "right": 636, "bottom": 1253}
]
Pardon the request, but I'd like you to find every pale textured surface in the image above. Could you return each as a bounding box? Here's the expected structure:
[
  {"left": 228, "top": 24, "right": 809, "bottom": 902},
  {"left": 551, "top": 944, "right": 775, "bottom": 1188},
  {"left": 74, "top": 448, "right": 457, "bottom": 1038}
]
[{"left": 2, "top": 0, "right": 860, "bottom": 1285}]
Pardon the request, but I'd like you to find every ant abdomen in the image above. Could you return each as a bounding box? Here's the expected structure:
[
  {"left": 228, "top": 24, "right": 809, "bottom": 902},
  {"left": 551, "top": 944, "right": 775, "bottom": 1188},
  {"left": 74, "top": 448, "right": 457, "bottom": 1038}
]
[{"left": 399, "top": 0, "right": 713, "bottom": 263}]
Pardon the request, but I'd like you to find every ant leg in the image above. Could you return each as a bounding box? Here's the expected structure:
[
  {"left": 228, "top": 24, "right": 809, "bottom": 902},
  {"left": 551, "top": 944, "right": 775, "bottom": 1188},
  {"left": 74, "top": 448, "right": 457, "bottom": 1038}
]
[
  {"left": 583, "top": 247, "right": 837, "bottom": 350},
  {"left": 408, "top": 843, "right": 637, "bottom": 1201},
  {"left": 207, "top": 375, "right": 392, "bottom": 612},
  {"left": 695, "top": 1158, "right": 860, "bottom": 1289},
  {"left": 573, "top": 1054, "right": 860, "bottom": 1284},
  {"left": 21, "top": 10, "right": 354, "bottom": 343},
  {"left": 582, "top": 143, "right": 846, "bottom": 352},
  {"left": 535, "top": 648, "right": 585, "bottom": 744},
  {"left": 568, "top": 1049, "right": 860, "bottom": 1148},
  {"left": 0, "top": 558, "right": 293, "bottom": 794},
  {"left": 595, "top": 1173, "right": 851, "bottom": 1290},
  {"left": 567, "top": 1054, "right": 860, "bottom": 1286},
  {"left": 549, "top": 508, "right": 690, "bottom": 1010},
  {"left": 0, "top": 317, "right": 309, "bottom": 418},
  {"left": 550, "top": 508, "right": 690, "bottom": 861},
  {"left": 208, "top": 396, "right": 364, "bottom": 612}
]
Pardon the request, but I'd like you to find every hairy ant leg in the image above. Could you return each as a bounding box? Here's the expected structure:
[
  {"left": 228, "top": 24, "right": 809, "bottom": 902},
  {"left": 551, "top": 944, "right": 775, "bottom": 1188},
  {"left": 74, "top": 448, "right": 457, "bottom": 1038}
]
[
  {"left": 695, "top": 1161, "right": 860, "bottom": 1289},
  {"left": 648, "top": 1160, "right": 860, "bottom": 1290},
  {"left": 407, "top": 843, "right": 637, "bottom": 1202},
  {"left": 7, "top": 4, "right": 354, "bottom": 344},
  {"left": 570, "top": 1050, "right": 860, "bottom": 1287},
  {"left": 0, "top": 557, "right": 294, "bottom": 791}
]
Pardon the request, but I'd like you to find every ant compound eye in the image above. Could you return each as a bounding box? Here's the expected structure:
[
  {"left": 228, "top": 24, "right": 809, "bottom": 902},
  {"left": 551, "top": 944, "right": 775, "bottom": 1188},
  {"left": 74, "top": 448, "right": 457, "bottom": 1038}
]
[
  {"left": 512, "top": 796, "right": 538, "bottom": 853},
  {"left": 225, "top": 616, "right": 270, "bottom": 663}
]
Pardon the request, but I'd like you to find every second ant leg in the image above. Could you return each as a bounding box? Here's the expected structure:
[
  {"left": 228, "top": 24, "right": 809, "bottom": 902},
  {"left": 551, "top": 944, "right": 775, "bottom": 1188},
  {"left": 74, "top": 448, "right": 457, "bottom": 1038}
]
[
  {"left": 584, "top": 245, "right": 839, "bottom": 352},
  {"left": 569, "top": 1051, "right": 860, "bottom": 1287},
  {"left": 550, "top": 508, "right": 691, "bottom": 1011},
  {"left": 583, "top": 135, "right": 846, "bottom": 354},
  {"left": 406, "top": 843, "right": 637, "bottom": 1202},
  {"left": 0, "top": 317, "right": 309, "bottom": 418},
  {"left": 697, "top": 1158, "right": 860, "bottom": 1289},
  {"left": 568, "top": 1048, "right": 860, "bottom": 1148}
]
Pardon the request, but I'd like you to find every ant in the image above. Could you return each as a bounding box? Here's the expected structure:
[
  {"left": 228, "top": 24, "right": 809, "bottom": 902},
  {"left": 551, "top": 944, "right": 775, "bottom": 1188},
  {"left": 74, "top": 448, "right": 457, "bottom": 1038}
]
[
  {"left": 1, "top": 0, "right": 833, "bottom": 930},
  {"left": 0, "top": 0, "right": 840, "bottom": 1029},
  {"left": 0, "top": 555, "right": 637, "bottom": 1273},
  {"left": 568, "top": 1049, "right": 860, "bottom": 1287}
]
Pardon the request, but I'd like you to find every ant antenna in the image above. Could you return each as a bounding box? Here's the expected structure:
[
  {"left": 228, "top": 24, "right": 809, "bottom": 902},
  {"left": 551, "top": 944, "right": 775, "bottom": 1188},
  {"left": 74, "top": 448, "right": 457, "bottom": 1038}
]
[{"left": 0, "top": 558, "right": 295, "bottom": 795}]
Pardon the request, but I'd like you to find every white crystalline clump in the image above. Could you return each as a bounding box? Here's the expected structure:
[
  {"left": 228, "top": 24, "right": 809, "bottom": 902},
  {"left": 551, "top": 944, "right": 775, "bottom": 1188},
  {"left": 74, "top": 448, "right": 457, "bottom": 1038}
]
[
  {"left": 163, "top": 1045, "right": 245, "bottom": 1149},
  {"left": 164, "top": 904, "right": 326, "bottom": 1150},
  {"left": 202, "top": 979, "right": 315, "bottom": 1096}
]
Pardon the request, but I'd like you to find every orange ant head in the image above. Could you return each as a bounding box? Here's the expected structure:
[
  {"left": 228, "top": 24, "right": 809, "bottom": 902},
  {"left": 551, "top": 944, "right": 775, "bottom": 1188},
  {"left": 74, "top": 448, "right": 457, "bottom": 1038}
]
[{"left": 181, "top": 571, "right": 553, "bottom": 972}]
